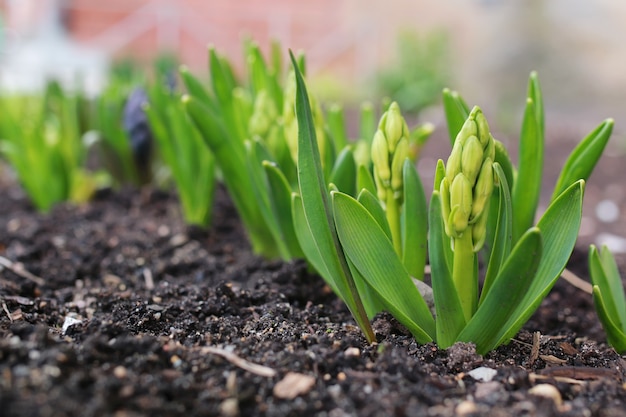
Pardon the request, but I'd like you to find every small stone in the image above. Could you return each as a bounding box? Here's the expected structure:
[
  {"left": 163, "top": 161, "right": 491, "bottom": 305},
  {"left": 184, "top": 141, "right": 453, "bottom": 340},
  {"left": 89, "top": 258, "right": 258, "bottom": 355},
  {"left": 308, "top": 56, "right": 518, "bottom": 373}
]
[
  {"left": 468, "top": 366, "right": 497, "bottom": 382},
  {"left": 113, "top": 366, "right": 127, "bottom": 379},
  {"left": 62, "top": 316, "right": 82, "bottom": 334},
  {"left": 219, "top": 398, "right": 239, "bottom": 417},
  {"left": 344, "top": 347, "right": 360, "bottom": 358},
  {"left": 474, "top": 381, "right": 503, "bottom": 400},
  {"left": 455, "top": 400, "right": 478, "bottom": 416},
  {"left": 337, "top": 372, "right": 347, "bottom": 382},
  {"left": 529, "top": 383, "right": 562, "bottom": 406},
  {"left": 273, "top": 372, "right": 316, "bottom": 399}
]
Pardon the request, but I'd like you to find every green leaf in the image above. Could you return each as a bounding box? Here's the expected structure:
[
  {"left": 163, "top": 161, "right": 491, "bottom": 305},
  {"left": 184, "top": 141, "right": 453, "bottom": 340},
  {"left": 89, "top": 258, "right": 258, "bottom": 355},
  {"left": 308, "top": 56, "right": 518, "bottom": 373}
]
[
  {"left": 179, "top": 66, "right": 215, "bottom": 110},
  {"left": 184, "top": 95, "right": 275, "bottom": 256},
  {"left": 527, "top": 72, "right": 544, "bottom": 139},
  {"left": 458, "top": 228, "right": 542, "bottom": 354},
  {"left": 592, "top": 286, "right": 626, "bottom": 353},
  {"left": 357, "top": 188, "right": 392, "bottom": 241},
  {"left": 512, "top": 97, "right": 543, "bottom": 243},
  {"left": 290, "top": 51, "right": 375, "bottom": 343},
  {"left": 401, "top": 159, "right": 427, "bottom": 280},
  {"left": 442, "top": 88, "right": 470, "bottom": 146},
  {"left": 589, "top": 245, "right": 626, "bottom": 333},
  {"left": 480, "top": 163, "right": 513, "bottom": 302},
  {"left": 357, "top": 164, "right": 377, "bottom": 197},
  {"left": 330, "top": 147, "right": 357, "bottom": 196},
  {"left": 332, "top": 191, "right": 435, "bottom": 342},
  {"left": 551, "top": 119, "right": 613, "bottom": 201},
  {"left": 246, "top": 140, "right": 287, "bottom": 259},
  {"left": 292, "top": 194, "right": 331, "bottom": 281},
  {"left": 429, "top": 191, "right": 465, "bottom": 348},
  {"left": 494, "top": 140, "right": 515, "bottom": 198},
  {"left": 496, "top": 180, "right": 584, "bottom": 347},
  {"left": 264, "top": 162, "right": 303, "bottom": 259}
]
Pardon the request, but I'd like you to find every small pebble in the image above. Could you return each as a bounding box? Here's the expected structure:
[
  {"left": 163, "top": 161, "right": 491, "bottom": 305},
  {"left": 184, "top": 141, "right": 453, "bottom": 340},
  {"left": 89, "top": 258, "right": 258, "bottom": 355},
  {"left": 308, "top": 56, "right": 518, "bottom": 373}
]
[
  {"left": 273, "top": 372, "right": 316, "bottom": 399},
  {"left": 474, "top": 381, "right": 503, "bottom": 400},
  {"left": 344, "top": 347, "right": 360, "bottom": 358},
  {"left": 113, "top": 366, "right": 127, "bottom": 379},
  {"left": 468, "top": 366, "right": 497, "bottom": 382},
  {"left": 455, "top": 400, "right": 478, "bottom": 416},
  {"left": 62, "top": 316, "right": 82, "bottom": 334},
  {"left": 529, "top": 383, "right": 562, "bottom": 406}
]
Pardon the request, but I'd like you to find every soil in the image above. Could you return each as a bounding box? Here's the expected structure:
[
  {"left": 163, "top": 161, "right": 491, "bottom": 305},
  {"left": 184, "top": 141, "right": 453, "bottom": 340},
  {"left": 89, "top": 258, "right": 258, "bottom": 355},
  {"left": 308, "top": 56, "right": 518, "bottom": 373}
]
[{"left": 1, "top": 124, "right": 626, "bottom": 416}]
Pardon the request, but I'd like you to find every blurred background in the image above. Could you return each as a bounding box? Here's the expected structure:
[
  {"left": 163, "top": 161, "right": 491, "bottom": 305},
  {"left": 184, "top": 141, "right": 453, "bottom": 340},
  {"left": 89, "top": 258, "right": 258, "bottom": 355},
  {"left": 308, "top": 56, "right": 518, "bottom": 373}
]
[
  {"left": 1, "top": 0, "right": 626, "bottom": 250},
  {"left": 1, "top": 0, "right": 625, "bottom": 124}
]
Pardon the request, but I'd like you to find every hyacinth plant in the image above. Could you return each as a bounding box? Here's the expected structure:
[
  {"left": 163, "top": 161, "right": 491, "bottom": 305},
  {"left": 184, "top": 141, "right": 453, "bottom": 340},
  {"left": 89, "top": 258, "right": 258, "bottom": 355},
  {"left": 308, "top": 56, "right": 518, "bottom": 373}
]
[
  {"left": 589, "top": 245, "right": 626, "bottom": 353},
  {"left": 182, "top": 41, "right": 309, "bottom": 259},
  {"left": 144, "top": 74, "right": 217, "bottom": 228},
  {"left": 290, "top": 51, "right": 613, "bottom": 353},
  {"left": 0, "top": 82, "right": 99, "bottom": 212},
  {"left": 182, "top": 41, "right": 432, "bottom": 259}
]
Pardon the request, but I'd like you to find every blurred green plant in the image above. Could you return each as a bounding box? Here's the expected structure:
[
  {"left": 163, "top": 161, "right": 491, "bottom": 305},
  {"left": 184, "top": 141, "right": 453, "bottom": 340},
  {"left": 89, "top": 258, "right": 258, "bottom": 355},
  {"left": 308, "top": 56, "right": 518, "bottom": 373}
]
[
  {"left": 589, "top": 245, "right": 626, "bottom": 353},
  {"left": 145, "top": 75, "right": 217, "bottom": 228},
  {"left": 292, "top": 55, "right": 613, "bottom": 353},
  {"left": 374, "top": 30, "right": 450, "bottom": 114},
  {"left": 0, "top": 82, "right": 99, "bottom": 212}
]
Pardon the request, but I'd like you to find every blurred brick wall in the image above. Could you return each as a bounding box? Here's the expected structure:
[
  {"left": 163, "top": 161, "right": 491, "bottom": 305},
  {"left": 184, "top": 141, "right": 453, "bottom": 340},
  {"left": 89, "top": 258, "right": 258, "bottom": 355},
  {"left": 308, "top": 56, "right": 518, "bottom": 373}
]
[{"left": 63, "top": 0, "right": 376, "bottom": 79}]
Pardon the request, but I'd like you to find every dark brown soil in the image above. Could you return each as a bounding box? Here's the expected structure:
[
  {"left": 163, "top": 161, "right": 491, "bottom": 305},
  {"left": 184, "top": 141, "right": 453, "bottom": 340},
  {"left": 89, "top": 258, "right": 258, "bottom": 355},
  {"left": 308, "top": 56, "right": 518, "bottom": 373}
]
[{"left": 1, "top": 122, "right": 626, "bottom": 416}]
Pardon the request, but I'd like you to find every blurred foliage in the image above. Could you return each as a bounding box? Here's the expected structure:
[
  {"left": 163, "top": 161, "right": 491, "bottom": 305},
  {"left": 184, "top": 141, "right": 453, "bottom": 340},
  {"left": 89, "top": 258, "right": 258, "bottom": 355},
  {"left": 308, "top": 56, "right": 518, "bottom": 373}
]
[{"left": 374, "top": 30, "right": 451, "bottom": 115}]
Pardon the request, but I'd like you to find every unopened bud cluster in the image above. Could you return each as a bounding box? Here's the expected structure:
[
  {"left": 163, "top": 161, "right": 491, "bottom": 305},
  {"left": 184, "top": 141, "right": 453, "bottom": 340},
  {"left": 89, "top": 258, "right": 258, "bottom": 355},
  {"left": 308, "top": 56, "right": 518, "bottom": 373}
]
[
  {"left": 371, "top": 102, "right": 410, "bottom": 204},
  {"left": 440, "top": 106, "right": 495, "bottom": 251}
]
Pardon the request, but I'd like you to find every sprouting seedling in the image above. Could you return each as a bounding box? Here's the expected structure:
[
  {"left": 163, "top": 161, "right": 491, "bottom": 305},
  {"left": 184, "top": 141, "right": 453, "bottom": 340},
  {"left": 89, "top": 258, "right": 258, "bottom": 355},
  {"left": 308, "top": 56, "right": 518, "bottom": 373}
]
[{"left": 589, "top": 244, "right": 626, "bottom": 353}]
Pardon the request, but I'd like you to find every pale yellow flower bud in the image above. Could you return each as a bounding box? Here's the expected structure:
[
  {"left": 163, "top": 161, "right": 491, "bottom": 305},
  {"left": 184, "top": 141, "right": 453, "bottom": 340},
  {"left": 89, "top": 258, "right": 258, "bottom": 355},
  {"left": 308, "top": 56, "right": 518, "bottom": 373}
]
[
  {"left": 383, "top": 102, "right": 405, "bottom": 153},
  {"left": 455, "top": 116, "right": 477, "bottom": 146},
  {"left": 446, "top": 140, "right": 463, "bottom": 180},
  {"left": 391, "top": 137, "right": 409, "bottom": 194},
  {"left": 371, "top": 129, "right": 391, "bottom": 186},
  {"left": 461, "top": 135, "right": 483, "bottom": 185},
  {"left": 471, "top": 202, "right": 490, "bottom": 252},
  {"left": 475, "top": 109, "right": 491, "bottom": 147},
  {"left": 471, "top": 158, "right": 494, "bottom": 222},
  {"left": 449, "top": 173, "right": 473, "bottom": 236}
]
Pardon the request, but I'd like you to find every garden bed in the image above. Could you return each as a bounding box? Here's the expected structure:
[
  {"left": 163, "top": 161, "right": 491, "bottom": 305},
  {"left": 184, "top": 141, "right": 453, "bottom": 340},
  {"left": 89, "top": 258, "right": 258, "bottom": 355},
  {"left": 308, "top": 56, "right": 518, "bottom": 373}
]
[{"left": 1, "top": 123, "right": 625, "bottom": 416}]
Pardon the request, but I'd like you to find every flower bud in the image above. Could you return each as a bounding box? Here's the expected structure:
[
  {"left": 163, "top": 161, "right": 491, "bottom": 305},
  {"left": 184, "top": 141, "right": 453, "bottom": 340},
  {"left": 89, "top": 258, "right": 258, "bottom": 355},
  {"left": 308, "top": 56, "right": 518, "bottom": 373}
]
[
  {"left": 449, "top": 173, "right": 473, "bottom": 236},
  {"left": 471, "top": 158, "right": 494, "bottom": 221},
  {"left": 383, "top": 102, "right": 406, "bottom": 153},
  {"left": 445, "top": 140, "right": 463, "bottom": 180},
  {"left": 455, "top": 116, "right": 477, "bottom": 147},
  {"left": 472, "top": 202, "right": 490, "bottom": 252},
  {"left": 391, "top": 137, "right": 409, "bottom": 194},
  {"left": 461, "top": 135, "right": 483, "bottom": 185},
  {"left": 475, "top": 109, "right": 491, "bottom": 147},
  {"left": 371, "top": 129, "right": 391, "bottom": 185}
]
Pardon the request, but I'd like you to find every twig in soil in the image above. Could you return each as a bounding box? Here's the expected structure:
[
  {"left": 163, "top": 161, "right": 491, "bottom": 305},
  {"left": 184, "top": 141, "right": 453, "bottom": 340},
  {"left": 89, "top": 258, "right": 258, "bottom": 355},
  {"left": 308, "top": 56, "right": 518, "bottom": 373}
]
[
  {"left": 142, "top": 267, "right": 155, "bottom": 290},
  {"left": 561, "top": 268, "right": 592, "bottom": 294},
  {"left": 2, "top": 299, "right": 13, "bottom": 322},
  {"left": 529, "top": 331, "right": 541, "bottom": 366},
  {"left": 0, "top": 255, "right": 45, "bottom": 286},
  {"left": 202, "top": 346, "right": 277, "bottom": 378}
]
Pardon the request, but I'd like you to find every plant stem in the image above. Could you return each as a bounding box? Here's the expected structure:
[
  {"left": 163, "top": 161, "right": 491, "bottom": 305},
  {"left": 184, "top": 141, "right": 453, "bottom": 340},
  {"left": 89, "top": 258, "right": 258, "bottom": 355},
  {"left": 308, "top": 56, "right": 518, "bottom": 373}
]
[
  {"left": 453, "top": 231, "right": 477, "bottom": 321},
  {"left": 386, "top": 189, "right": 402, "bottom": 257}
]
